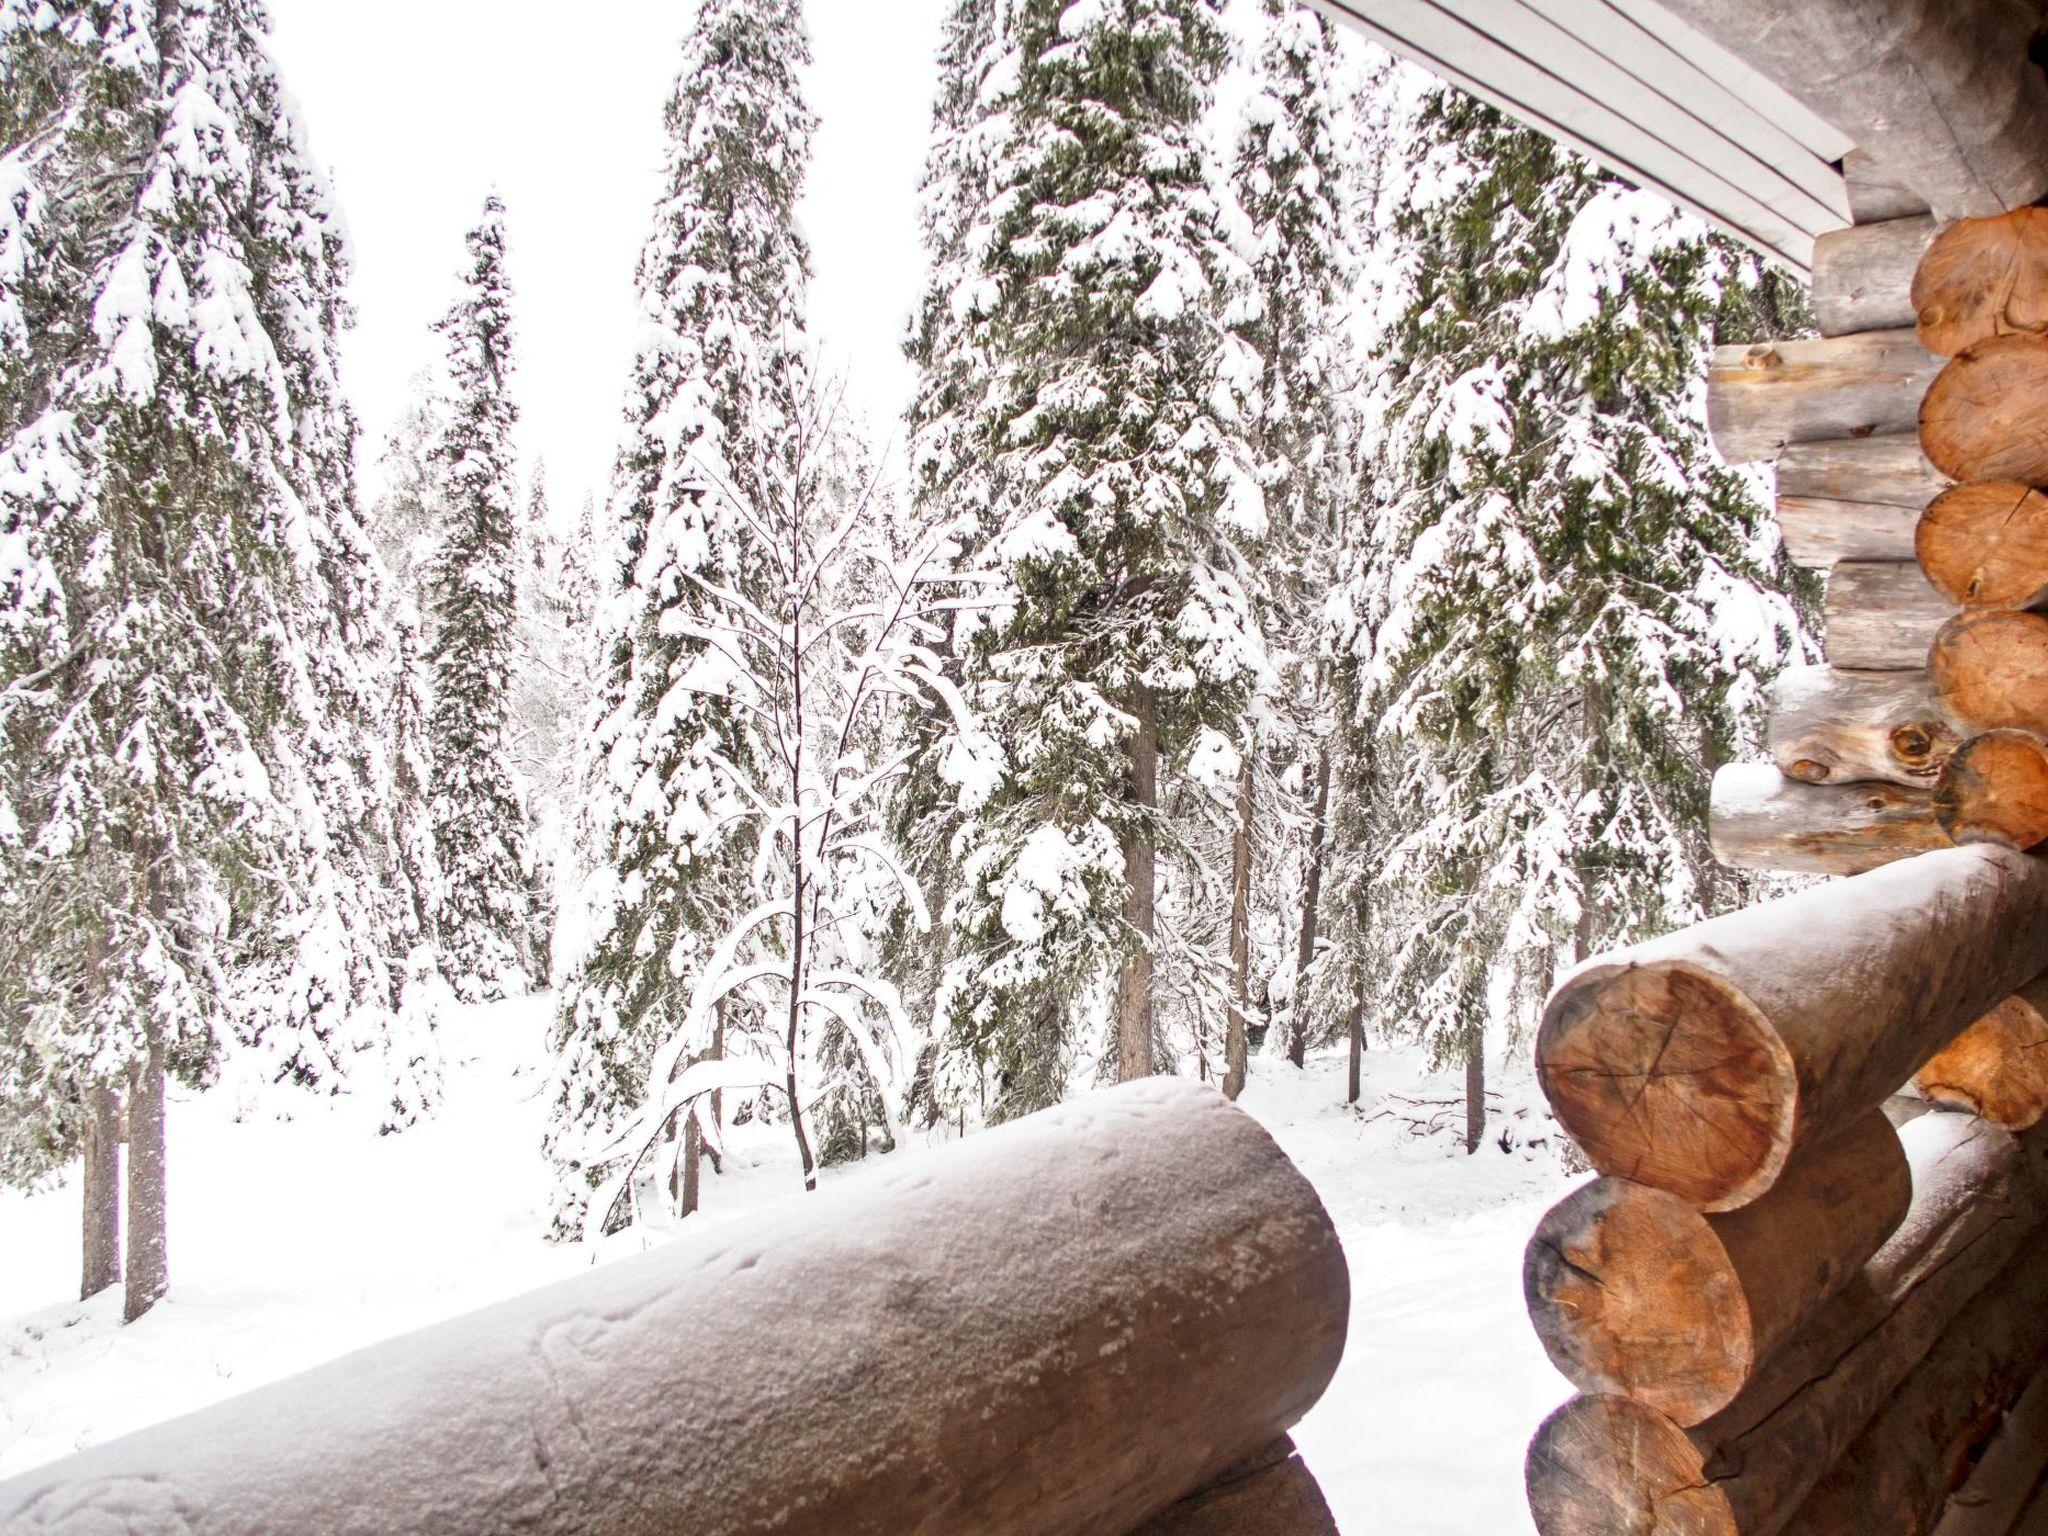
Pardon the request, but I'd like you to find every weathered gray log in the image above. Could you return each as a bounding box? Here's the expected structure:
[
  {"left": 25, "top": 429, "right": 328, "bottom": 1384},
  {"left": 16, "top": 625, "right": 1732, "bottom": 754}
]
[
  {"left": 1524, "top": 1110, "right": 1910, "bottom": 1425},
  {"left": 1709, "top": 761, "right": 1945, "bottom": 876},
  {"left": 1843, "top": 149, "right": 1932, "bottom": 227},
  {"left": 1710, "top": 329, "right": 1943, "bottom": 466},
  {"left": 1780, "top": 495, "right": 1919, "bottom": 567},
  {"left": 1780, "top": 1230, "right": 2048, "bottom": 1536},
  {"left": 1922, "top": 1366, "right": 2048, "bottom": 1536},
  {"left": 1657, "top": 0, "right": 2048, "bottom": 221},
  {"left": 1526, "top": 1112, "right": 2048, "bottom": 1536},
  {"left": 1826, "top": 560, "right": 1955, "bottom": 671},
  {"left": 0, "top": 1078, "right": 1349, "bottom": 1536},
  {"left": 1776, "top": 432, "right": 1950, "bottom": 508},
  {"left": 1767, "top": 666, "right": 1958, "bottom": 787},
  {"left": 1813, "top": 215, "right": 1943, "bottom": 337},
  {"left": 1536, "top": 843, "right": 2048, "bottom": 1210}
]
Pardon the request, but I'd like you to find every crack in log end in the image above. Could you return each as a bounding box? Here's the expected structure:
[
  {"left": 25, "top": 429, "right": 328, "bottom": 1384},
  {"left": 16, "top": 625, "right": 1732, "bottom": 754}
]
[{"left": 1537, "top": 963, "right": 1796, "bottom": 1212}]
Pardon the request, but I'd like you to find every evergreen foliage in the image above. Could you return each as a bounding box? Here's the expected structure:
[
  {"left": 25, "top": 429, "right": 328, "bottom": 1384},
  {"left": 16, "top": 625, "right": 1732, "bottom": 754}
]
[
  {"left": 424, "top": 196, "right": 535, "bottom": 1002},
  {"left": 0, "top": 0, "right": 440, "bottom": 1230},
  {"left": 1340, "top": 91, "right": 1812, "bottom": 1091},
  {"left": 547, "top": 0, "right": 816, "bottom": 1230}
]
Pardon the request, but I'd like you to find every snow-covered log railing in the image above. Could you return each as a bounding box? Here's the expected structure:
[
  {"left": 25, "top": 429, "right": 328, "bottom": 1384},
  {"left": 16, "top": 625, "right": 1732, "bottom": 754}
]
[{"left": 0, "top": 1078, "right": 1350, "bottom": 1536}]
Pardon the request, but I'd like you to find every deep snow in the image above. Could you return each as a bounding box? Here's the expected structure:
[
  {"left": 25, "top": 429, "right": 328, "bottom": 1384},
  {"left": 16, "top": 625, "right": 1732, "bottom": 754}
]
[{"left": 0, "top": 995, "right": 1575, "bottom": 1533}]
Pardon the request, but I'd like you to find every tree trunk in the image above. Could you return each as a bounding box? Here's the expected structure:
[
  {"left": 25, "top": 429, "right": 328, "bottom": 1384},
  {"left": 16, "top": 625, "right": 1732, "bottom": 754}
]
[
  {"left": 1524, "top": 1109, "right": 1911, "bottom": 1424},
  {"left": 1911, "top": 206, "right": 2048, "bottom": 356},
  {"left": 80, "top": 1079, "right": 121, "bottom": 1302},
  {"left": 1345, "top": 1006, "right": 1363, "bottom": 1107},
  {"left": 1916, "top": 480, "right": 2048, "bottom": 608},
  {"left": 1931, "top": 608, "right": 2048, "bottom": 736},
  {"left": 1708, "top": 762, "right": 1946, "bottom": 877},
  {"left": 1812, "top": 213, "right": 1942, "bottom": 338},
  {"left": 1290, "top": 747, "right": 1331, "bottom": 1071},
  {"left": 706, "top": 1006, "right": 724, "bottom": 1176},
  {"left": 123, "top": 1030, "right": 167, "bottom": 1324},
  {"left": 786, "top": 889, "right": 817, "bottom": 1193},
  {"left": 1116, "top": 685, "right": 1158, "bottom": 1085},
  {"left": 1463, "top": 1035, "right": 1484, "bottom": 1155},
  {"left": 1536, "top": 843, "right": 2048, "bottom": 1210},
  {"left": 1526, "top": 1111, "right": 2048, "bottom": 1536},
  {"left": 1916, "top": 974, "right": 2048, "bottom": 1129},
  {"left": 1921, "top": 334, "right": 2048, "bottom": 484},
  {"left": 678, "top": 1107, "right": 702, "bottom": 1219},
  {"left": 1223, "top": 753, "right": 1252, "bottom": 1101},
  {"left": 1707, "top": 329, "right": 1940, "bottom": 466},
  {"left": 1765, "top": 665, "right": 1957, "bottom": 787},
  {"left": 1823, "top": 559, "right": 1952, "bottom": 671}
]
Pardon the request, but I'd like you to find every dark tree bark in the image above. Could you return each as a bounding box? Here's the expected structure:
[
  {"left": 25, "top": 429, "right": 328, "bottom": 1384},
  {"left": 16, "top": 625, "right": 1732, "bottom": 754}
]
[
  {"left": 1117, "top": 685, "right": 1159, "bottom": 1083},
  {"left": 80, "top": 1079, "right": 121, "bottom": 1301},
  {"left": 123, "top": 1031, "right": 167, "bottom": 1323},
  {"left": 1464, "top": 1036, "right": 1485, "bottom": 1155},
  {"left": 1224, "top": 755, "right": 1252, "bottom": 1101},
  {"left": 1290, "top": 748, "right": 1332, "bottom": 1069},
  {"left": 1345, "top": 1005, "right": 1363, "bottom": 1106}
]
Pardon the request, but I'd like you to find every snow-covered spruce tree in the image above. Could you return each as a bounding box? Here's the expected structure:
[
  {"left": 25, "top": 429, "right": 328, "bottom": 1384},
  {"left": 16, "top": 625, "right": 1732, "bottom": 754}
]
[
  {"left": 548, "top": 0, "right": 815, "bottom": 1232},
  {"left": 366, "top": 373, "right": 445, "bottom": 614},
  {"left": 933, "top": 0, "right": 1264, "bottom": 1120},
  {"left": 424, "top": 197, "right": 535, "bottom": 1002},
  {"left": 0, "top": 0, "right": 438, "bottom": 1317},
  {"left": 578, "top": 382, "right": 978, "bottom": 1234},
  {"left": 1350, "top": 91, "right": 1809, "bottom": 1148},
  {"left": 1217, "top": 0, "right": 1360, "bottom": 1092}
]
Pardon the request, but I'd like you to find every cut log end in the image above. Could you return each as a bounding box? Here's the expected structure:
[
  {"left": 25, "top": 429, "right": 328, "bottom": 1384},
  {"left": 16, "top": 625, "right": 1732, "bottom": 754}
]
[
  {"left": 1930, "top": 610, "right": 2048, "bottom": 736},
  {"left": 1920, "top": 334, "right": 2048, "bottom": 485},
  {"left": 1917, "top": 985, "right": 2048, "bottom": 1130},
  {"left": 1916, "top": 481, "right": 2048, "bottom": 609},
  {"left": 1536, "top": 962, "right": 1795, "bottom": 1213},
  {"left": 1525, "top": 1395, "right": 1735, "bottom": 1536},
  {"left": 1525, "top": 1182, "right": 1754, "bottom": 1423},
  {"left": 1933, "top": 730, "right": 2048, "bottom": 851},
  {"left": 1912, "top": 208, "right": 2048, "bottom": 357}
]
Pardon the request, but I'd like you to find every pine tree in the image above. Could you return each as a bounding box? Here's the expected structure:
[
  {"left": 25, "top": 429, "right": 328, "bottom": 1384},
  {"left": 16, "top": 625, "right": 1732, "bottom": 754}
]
[
  {"left": 933, "top": 0, "right": 1264, "bottom": 1120},
  {"left": 424, "top": 197, "right": 534, "bottom": 1001},
  {"left": 1219, "top": 0, "right": 1360, "bottom": 1091},
  {"left": 548, "top": 0, "right": 816, "bottom": 1231},
  {"left": 1348, "top": 91, "right": 1810, "bottom": 1145},
  {"left": 0, "top": 0, "right": 437, "bottom": 1316}
]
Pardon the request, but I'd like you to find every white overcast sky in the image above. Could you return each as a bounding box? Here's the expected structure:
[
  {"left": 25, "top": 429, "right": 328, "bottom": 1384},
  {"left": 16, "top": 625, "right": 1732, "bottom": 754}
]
[{"left": 264, "top": 0, "right": 955, "bottom": 520}]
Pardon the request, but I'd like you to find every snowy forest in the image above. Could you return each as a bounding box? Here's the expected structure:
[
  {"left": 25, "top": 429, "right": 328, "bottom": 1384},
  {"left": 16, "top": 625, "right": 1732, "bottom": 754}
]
[{"left": 0, "top": 0, "right": 1818, "bottom": 1523}]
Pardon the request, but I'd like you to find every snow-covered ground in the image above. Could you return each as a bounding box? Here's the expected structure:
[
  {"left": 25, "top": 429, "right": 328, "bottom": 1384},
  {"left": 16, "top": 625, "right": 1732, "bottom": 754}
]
[{"left": 0, "top": 996, "right": 1575, "bottom": 1533}]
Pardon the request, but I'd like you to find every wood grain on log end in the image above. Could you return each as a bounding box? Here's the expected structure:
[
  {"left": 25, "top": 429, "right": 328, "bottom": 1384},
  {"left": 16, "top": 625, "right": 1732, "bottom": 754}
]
[
  {"left": 1524, "top": 1112, "right": 1909, "bottom": 1426},
  {"left": 1933, "top": 730, "right": 2048, "bottom": 851},
  {"left": 1536, "top": 962, "right": 1795, "bottom": 1213},
  {"left": 1917, "top": 982, "right": 2048, "bottom": 1130},
  {"left": 1931, "top": 610, "right": 2048, "bottom": 735},
  {"left": 1525, "top": 1395, "right": 1735, "bottom": 1536},
  {"left": 1912, "top": 208, "right": 2048, "bottom": 357},
  {"left": 1921, "top": 334, "right": 2048, "bottom": 485},
  {"left": 1917, "top": 482, "right": 2048, "bottom": 608}
]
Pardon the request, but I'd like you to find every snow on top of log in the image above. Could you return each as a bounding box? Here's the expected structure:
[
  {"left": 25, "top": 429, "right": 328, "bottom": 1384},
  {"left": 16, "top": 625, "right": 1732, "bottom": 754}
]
[{"left": 1709, "top": 760, "right": 1793, "bottom": 816}]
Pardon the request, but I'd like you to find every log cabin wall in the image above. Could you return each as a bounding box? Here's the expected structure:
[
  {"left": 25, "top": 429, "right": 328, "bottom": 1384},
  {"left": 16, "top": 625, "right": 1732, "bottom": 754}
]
[{"left": 1514, "top": 16, "right": 2048, "bottom": 1534}]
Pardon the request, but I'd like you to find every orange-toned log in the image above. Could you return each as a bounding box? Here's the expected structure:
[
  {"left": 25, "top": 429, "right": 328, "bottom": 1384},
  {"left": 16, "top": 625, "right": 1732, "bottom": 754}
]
[
  {"left": 1536, "top": 845, "right": 2048, "bottom": 1211},
  {"left": 1526, "top": 1115, "right": 2048, "bottom": 1536},
  {"left": 1930, "top": 610, "right": 2048, "bottom": 736},
  {"left": 1916, "top": 977, "right": 2048, "bottom": 1129},
  {"left": 1920, "top": 334, "right": 2048, "bottom": 485},
  {"left": 1917, "top": 482, "right": 2048, "bottom": 609},
  {"left": 1933, "top": 730, "right": 2048, "bottom": 851},
  {"left": 1524, "top": 1111, "right": 1910, "bottom": 1425},
  {"left": 1912, "top": 207, "right": 2048, "bottom": 357},
  {"left": 1779, "top": 1230, "right": 2048, "bottom": 1536}
]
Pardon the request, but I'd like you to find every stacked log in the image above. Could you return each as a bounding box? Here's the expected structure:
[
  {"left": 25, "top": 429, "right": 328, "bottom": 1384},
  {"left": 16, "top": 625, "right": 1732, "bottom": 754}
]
[
  {"left": 1917, "top": 978, "right": 2048, "bottom": 1130},
  {"left": 1708, "top": 204, "right": 2048, "bottom": 871}
]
